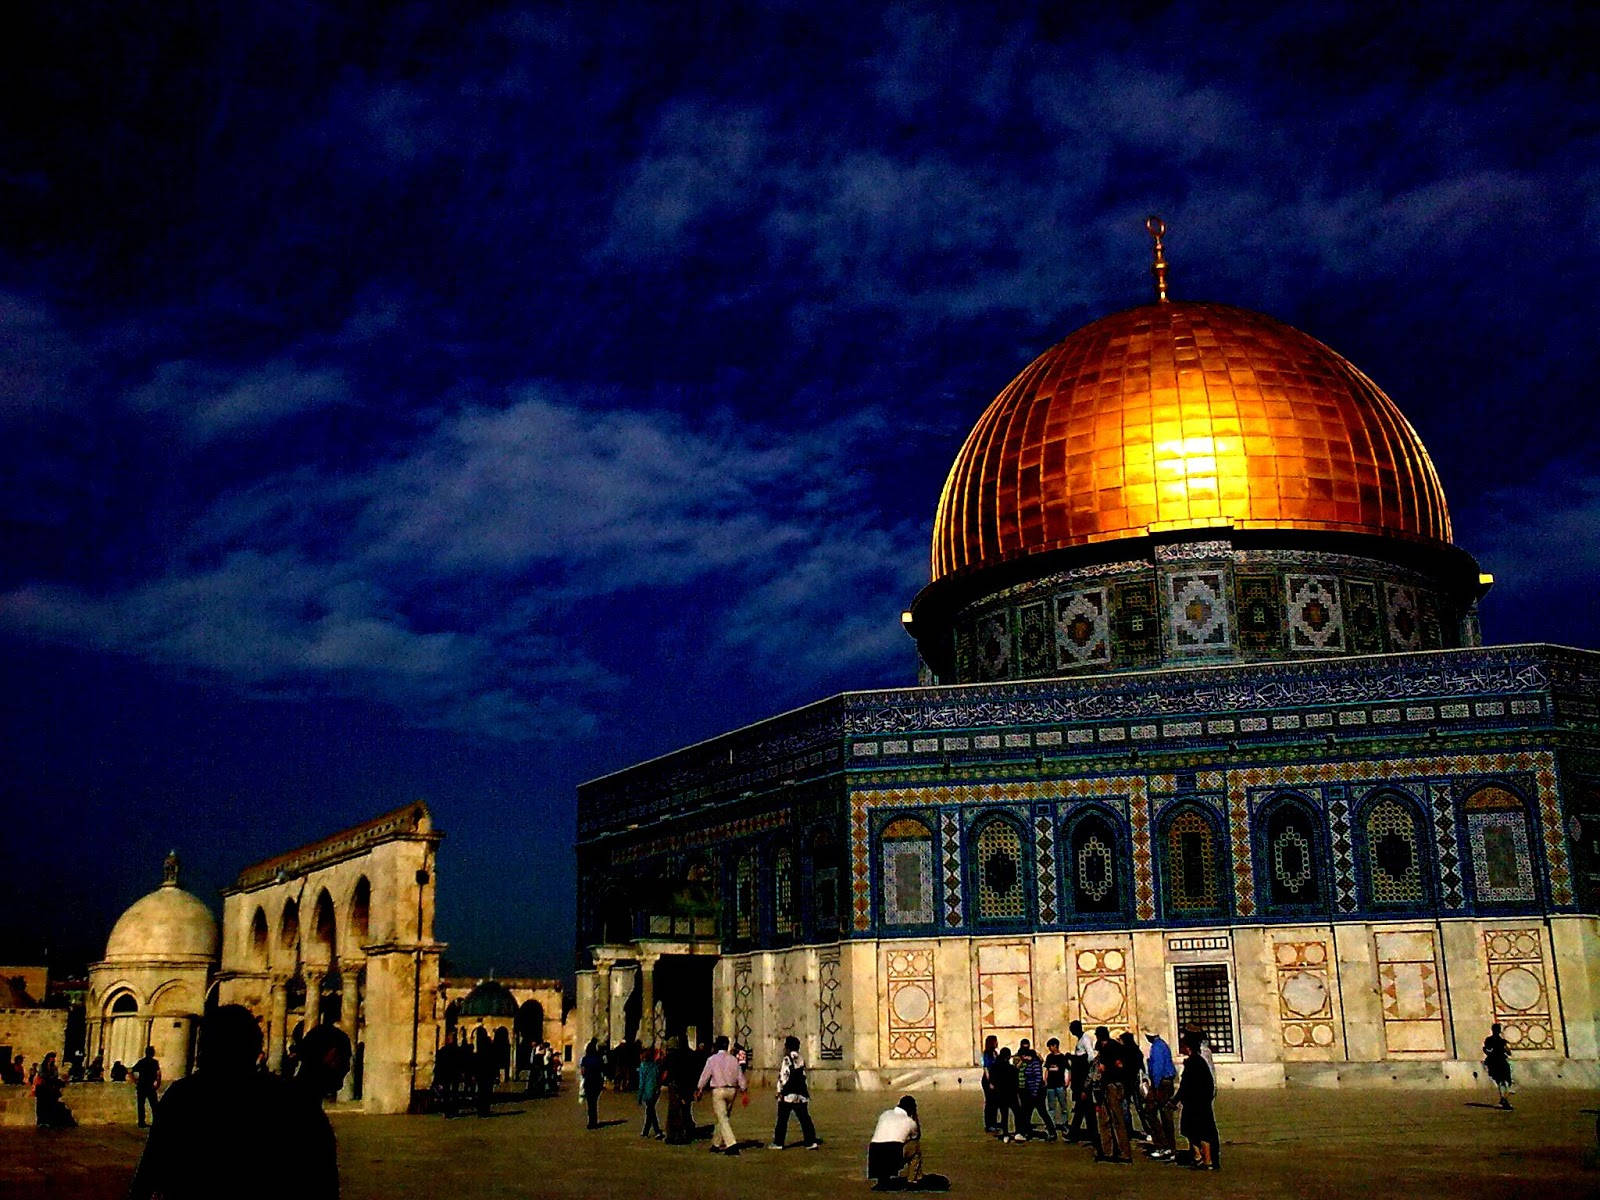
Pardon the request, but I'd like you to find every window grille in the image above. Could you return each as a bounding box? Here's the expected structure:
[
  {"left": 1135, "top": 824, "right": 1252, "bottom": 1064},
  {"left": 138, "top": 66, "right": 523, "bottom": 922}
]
[{"left": 1173, "top": 963, "right": 1235, "bottom": 1054}]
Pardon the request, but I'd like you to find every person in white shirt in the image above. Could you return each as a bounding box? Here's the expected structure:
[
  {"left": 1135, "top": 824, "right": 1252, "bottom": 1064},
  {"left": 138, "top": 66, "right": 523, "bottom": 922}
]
[
  {"left": 868, "top": 1095, "right": 922, "bottom": 1188},
  {"left": 769, "top": 1035, "right": 821, "bottom": 1149}
]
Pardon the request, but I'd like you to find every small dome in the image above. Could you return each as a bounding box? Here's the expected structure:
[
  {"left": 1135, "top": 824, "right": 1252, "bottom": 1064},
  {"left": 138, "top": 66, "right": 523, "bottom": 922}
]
[
  {"left": 459, "top": 980, "right": 518, "bottom": 1019},
  {"left": 104, "top": 866, "right": 218, "bottom": 963},
  {"left": 932, "top": 302, "right": 1452, "bottom": 580}
]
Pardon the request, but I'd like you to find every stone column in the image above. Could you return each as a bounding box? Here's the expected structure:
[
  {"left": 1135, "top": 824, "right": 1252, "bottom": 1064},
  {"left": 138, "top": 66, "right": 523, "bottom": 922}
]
[
  {"left": 268, "top": 978, "right": 289, "bottom": 1071},
  {"left": 593, "top": 960, "right": 614, "bottom": 1047},
  {"left": 638, "top": 953, "right": 659, "bottom": 1049},
  {"left": 338, "top": 971, "right": 361, "bottom": 1101},
  {"left": 303, "top": 970, "right": 325, "bottom": 1030}
]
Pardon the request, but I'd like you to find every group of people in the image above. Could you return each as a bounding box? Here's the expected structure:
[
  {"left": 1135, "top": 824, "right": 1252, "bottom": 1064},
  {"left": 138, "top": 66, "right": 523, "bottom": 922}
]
[
  {"left": 431, "top": 1028, "right": 564, "bottom": 1116},
  {"left": 578, "top": 1033, "right": 823, "bottom": 1155},
  {"left": 980, "top": 1023, "right": 1220, "bottom": 1170}
]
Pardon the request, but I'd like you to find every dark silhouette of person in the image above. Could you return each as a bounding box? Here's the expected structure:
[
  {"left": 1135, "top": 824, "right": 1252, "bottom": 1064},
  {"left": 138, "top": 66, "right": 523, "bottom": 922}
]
[
  {"left": 296, "top": 1018, "right": 353, "bottom": 1103},
  {"left": 131, "top": 1045, "right": 161, "bottom": 1128},
  {"left": 474, "top": 1036, "right": 499, "bottom": 1117},
  {"left": 127, "top": 1005, "right": 338, "bottom": 1200}
]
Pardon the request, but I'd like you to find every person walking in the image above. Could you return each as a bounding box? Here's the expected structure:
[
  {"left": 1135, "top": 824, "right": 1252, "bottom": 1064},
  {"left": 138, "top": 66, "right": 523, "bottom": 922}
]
[
  {"left": 132, "top": 1045, "right": 162, "bottom": 1128},
  {"left": 694, "top": 1035, "right": 748, "bottom": 1155},
  {"left": 663, "top": 1037, "right": 694, "bottom": 1144},
  {"left": 580, "top": 1039, "right": 605, "bottom": 1129},
  {"left": 1015, "top": 1041, "right": 1055, "bottom": 1141},
  {"left": 1483, "top": 1023, "right": 1513, "bottom": 1109},
  {"left": 1176, "top": 1034, "right": 1218, "bottom": 1171},
  {"left": 1091, "top": 1028, "right": 1130, "bottom": 1164},
  {"left": 770, "top": 1035, "right": 821, "bottom": 1149},
  {"left": 1142, "top": 1030, "right": 1178, "bottom": 1159},
  {"left": 638, "top": 1046, "right": 664, "bottom": 1138}
]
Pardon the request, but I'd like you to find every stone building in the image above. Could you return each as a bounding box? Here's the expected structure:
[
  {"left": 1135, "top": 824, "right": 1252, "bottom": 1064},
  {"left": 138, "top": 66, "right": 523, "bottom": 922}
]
[
  {"left": 0, "top": 969, "right": 67, "bottom": 1077},
  {"left": 214, "top": 802, "right": 444, "bottom": 1112},
  {"left": 86, "top": 853, "right": 217, "bottom": 1079},
  {"left": 575, "top": 231, "right": 1600, "bottom": 1088},
  {"left": 438, "top": 975, "right": 568, "bottom": 1072}
]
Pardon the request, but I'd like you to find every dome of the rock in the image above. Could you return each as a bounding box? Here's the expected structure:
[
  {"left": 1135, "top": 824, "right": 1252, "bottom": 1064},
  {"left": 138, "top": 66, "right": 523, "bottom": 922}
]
[{"left": 931, "top": 301, "right": 1452, "bottom": 581}]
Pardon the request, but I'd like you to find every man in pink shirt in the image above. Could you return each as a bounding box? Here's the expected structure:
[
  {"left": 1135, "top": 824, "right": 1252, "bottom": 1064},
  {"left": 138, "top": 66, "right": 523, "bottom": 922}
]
[{"left": 695, "top": 1036, "right": 748, "bottom": 1155}]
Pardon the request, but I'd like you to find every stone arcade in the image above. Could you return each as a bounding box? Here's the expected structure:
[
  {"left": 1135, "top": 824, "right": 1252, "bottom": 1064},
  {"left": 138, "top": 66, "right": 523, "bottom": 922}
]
[
  {"left": 215, "top": 803, "right": 444, "bottom": 1112},
  {"left": 574, "top": 234, "right": 1600, "bottom": 1088}
]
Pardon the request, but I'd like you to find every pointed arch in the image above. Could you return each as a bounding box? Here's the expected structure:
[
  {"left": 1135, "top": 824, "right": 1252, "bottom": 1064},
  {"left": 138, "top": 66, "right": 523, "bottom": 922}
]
[
  {"left": 349, "top": 876, "right": 372, "bottom": 945},
  {"left": 1253, "top": 792, "right": 1325, "bottom": 914},
  {"left": 969, "top": 811, "right": 1031, "bottom": 924},
  {"left": 1159, "top": 803, "right": 1228, "bottom": 920},
  {"left": 1357, "top": 789, "right": 1431, "bottom": 910},
  {"left": 250, "top": 906, "right": 270, "bottom": 965},
  {"left": 311, "top": 888, "right": 337, "bottom": 958},
  {"left": 879, "top": 815, "right": 935, "bottom": 928},
  {"left": 772, "top": 846, "right": 797, "bottom": 937},
  {"left": 1460, "top": 782, "right": 1539, "bottom": 903},
  {"left": 279, "top": 897, "right": 301, "bottom": 950},
  {"left": 1061, "top": 804, "right": 1129, "bottom": 920}
]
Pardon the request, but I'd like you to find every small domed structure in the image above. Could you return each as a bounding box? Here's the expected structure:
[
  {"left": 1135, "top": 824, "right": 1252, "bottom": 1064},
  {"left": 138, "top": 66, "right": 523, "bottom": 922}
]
[
  {"left": 459, "top": 979, "right": 518, "bottom": 1019},
  {"left": 88, "top": 853, "right": 218, "bottom": 1081}
]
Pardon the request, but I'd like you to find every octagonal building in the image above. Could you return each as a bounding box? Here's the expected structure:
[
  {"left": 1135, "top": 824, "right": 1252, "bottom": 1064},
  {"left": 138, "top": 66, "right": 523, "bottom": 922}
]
[{"left": 575, "top": 235, "right": 1600, "bottom": 1088}]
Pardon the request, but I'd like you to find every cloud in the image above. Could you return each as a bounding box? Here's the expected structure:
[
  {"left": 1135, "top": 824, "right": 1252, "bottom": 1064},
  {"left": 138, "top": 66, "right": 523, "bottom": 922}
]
[
  {"left": 0, "top": 293, "right": 84, "bottom": 424},
  {"left": 127, "top": 358, "right": 351, "bottom": 440}
]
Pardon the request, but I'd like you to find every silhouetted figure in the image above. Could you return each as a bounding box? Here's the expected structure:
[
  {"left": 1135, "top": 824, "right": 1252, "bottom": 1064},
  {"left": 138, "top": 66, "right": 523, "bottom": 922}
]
[
  {"left": 110, "top": 1060, "right": 128, "bottom": 1082},
  {"left": 435, "top": 1030, "right": 463, "bottom": 1116},
  {"left": 296, "top": 1020, "right": 352, "bottom": 1104},
  {"left": 474, "top": 1039, "right": 498, "bottom": 1117},
  {"left": 34, "top": 1052, "right": 75, "bottom": 1129},
  {"left": 127, "top": 1004, "right": 337, "bottom": 1200},
  {"left": 580, "top": 1039, "right": 605, "bottom": 1129},
  {"left": 131, "top": 1046, "right": 161, "bottom": 1127}
]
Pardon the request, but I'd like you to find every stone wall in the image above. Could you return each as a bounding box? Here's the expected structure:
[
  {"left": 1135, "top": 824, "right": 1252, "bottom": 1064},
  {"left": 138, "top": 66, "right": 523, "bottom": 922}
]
[
  {"left": 0, "top": 1080, "right": 134, "bottom": 1127},
  {"left": 0, "top": 1008, "right": 66, "bottom": 1073}
]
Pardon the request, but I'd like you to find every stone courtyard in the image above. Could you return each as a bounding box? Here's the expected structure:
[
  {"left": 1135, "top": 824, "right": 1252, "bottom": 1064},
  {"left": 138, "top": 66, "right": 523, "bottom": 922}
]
[{"left": 6, "top": 1085, "right": 1595, "bottom": 1199}]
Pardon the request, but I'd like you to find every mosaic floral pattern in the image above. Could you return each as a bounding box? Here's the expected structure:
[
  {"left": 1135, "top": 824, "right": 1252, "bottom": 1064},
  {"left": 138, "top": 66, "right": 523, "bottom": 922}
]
[
  {"left": 1168, "top": 571, "right": 1230, "bottom": 652},
  {"left": 1385, "top": 583, "right": 1422, "bottom": 651},
  {"left": 1365, "top": 797, "right": 1426, "bottom": 905},
  {"left": 1069, "top": 816, "right": 1120, "bottom": 914},
  {"left": 1274, "top": 940, "right": 1337, "bottom": 1050},
  {"left": 1074, "top": 946, "right": 1130, "bottom": 1027},
  {"left": 1235, "top": 573, "right": 1280, "bottom": 654},
  {"left": 1035, "top": 810, "right": 1058, "bottom": 923},
  {"left": 940, "top": 812, "right": 964, "bottom": 926},
  {"left": 1286, "top": 574, "right": 1344, "bottom": 652},
  {"left": 1113, "top": 579, "right": 1161, "bottom": 666},
  {"left": 1344, "top": 579, "right": 1384, "bottom": 653},
  {"left": 976, "top": 611, "right": 1011, "bottom": 681},
  {"left": 1264, "top": 802, "right": 1320, "bottom": 908},
  {"left": 1054, "top": 589, "right": 1110, "bottom": 666},
  {"left": 1017, "top": 601, "right": 1051, "bottom": 675}
]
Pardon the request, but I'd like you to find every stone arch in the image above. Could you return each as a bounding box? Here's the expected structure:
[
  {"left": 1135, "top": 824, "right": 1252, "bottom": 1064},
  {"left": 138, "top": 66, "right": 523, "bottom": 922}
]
[
  {"left": 311, "top": 888, "right": 337, "bottom": 961},
  {"left": 878, "top": 815, "right": 936, "bottom": 928},
  {"left": 250, "top": 906, "right": 270, "bottom": 966},
  {"left": 806, "top": 825, "right": 842, "bottom": 936},
  {"left": 1356, "top": 789, "right": 1432, "bottom": 910},
  {"left": 1254, "top": 792, "right": 1325, "bottom": 913},
  {"left": 968, "top": 811, "right": 1031, "bottom": 924},
  {"left": 149, "top": 980, "right": 199, "bottom": 1015},
  {"left": 103, "top": 988, "right": 144, "bottom": 1070},
  {"left": 1062, "top": 803, "right": 1129, "bottom": 919},
  {"left": 348, "top": 875, "right": 372, "bottom": 946},
  {"left": 1460, "top": 781, "right": 1540, "bottom": 903},
  {"left": 1158, "top": 802, "right": 1229, "bottom": 920},
  {"left": 280, "top": 897, "right": 301, "bottom": 950}
]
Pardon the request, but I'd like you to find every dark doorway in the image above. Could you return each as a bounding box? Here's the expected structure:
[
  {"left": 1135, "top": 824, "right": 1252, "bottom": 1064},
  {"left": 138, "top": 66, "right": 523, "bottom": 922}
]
[{"left": 653, "top": 955, "right": 716, "bottom": 1046}]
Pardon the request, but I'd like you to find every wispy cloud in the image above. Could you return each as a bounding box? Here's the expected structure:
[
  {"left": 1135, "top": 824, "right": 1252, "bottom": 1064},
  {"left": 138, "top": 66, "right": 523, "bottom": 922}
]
[{"left": 127, "top": 358, "right": 351, "bottom": 441}]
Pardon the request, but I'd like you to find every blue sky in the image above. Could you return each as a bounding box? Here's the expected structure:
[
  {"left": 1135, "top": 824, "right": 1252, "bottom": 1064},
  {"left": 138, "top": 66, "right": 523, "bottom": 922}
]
[{"left": 2, "top": 1, "right": 1597, "bottom": 976}]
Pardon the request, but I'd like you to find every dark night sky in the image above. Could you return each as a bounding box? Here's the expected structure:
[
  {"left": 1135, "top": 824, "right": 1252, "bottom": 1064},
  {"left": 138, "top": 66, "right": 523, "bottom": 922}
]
[{"left": 2, "top": 2, "right": 1597, "bottom": 980}]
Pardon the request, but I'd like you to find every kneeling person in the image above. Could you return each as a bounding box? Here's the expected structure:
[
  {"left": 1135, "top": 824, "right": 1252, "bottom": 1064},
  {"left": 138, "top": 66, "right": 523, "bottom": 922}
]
[{"left": 868, "top": 1095, "right": 922, "bottom": 1188}]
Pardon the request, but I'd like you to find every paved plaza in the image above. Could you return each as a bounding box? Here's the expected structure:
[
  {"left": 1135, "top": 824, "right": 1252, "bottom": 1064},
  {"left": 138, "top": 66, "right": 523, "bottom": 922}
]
[{"left": 4, "top": 1085, "right": 1596, "bottom": 1199}]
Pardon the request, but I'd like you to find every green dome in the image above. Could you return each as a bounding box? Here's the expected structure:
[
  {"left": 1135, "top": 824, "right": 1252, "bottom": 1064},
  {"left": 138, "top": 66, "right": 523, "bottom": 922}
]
[{"left": 459, "top": 980, "right": 517, "bottom": 1018}]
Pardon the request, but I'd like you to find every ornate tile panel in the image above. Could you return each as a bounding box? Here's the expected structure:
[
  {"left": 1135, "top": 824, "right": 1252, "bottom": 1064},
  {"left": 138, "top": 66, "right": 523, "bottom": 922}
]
[
  {"left": 1274, "top": 938, "right": 1337, "bottom": 1051},
  {"left": 1343, "top": 579, "right": 1384, "bottom": 653},
  {"left": 1286, "top": 574, "right": 1345, "bottom": 652},
  {"left": 817, "top": 947, "right": 843, "bottom": 1060},
  {"left": 1373, "top": 929, "right": 1447, "bottom": 1054},
  {"left": 1385, "top": 583, "right": 1422, "bottom": 652},
  {"left": 1073, "top": 945, "right": 1130, "bottom": 1028},
  {"left": 940, "top": 811, "right": 963, "bottom": 926},
  {"left": 1054, "top": 588, "right": 1110, "bottom": 667},
  {"left": 1429, "top": 781, "right": 1465, "bottom": 909},
  {"left": 976, "top": 941, "right": 1034, "bottom": 1053},
  {"left": 884, "top": 945, "right": 937, "bottom": 1061},
  {"left": 1017, "top": 601, "right": 1051, "bottom": 676},
  {"left": 1168, "top": 570, "right": 1231, "bottom": 653},
  {"left": 1235, "top": 573, "right": 1281, "bottom": 654},
  {"left": 1483, "top": 928, "right": 1554, "bottom": 1050},
  {"left": 976, "top": 611, "right": 1011, "bottom": 681},
  {"left": 733, "top": 959, "right": 754, "bottom": 1059},
  {"left": 1035, "top": 807, "right": 1058, "bottom": 923}
]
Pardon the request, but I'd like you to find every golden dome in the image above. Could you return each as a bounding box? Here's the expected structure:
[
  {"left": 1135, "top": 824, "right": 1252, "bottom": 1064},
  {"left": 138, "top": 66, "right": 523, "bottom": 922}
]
[{"left": 932, "top": 301, "right": 1451, "bottom": 580}]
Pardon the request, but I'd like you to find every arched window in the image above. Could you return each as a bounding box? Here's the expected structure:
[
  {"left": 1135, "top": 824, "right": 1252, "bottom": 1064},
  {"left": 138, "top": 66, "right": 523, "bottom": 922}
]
[
  {"left": 1260, "top": 798, "right": 1322, "bottom": 911},
  {"left": 1462, "top": 785, "right": 1538, "bottom": 903},
  {"left": 880, "top": 818, "right": 935, "bottom": 927},
  {"left": 312, "top": 889, "right": 336, "bottom": 957},
  {"left": 773, "top": 847, "right": 796, "bottom": 936},
  {"left": 972, "top": 817, "right": 1027, "bottom": 922},
  {"left": 280, "top": 898, "right": 300, "bottom": 949},
  {"left": 251, "top": 907, "right": 269, "bottom": 962},
  {"left": 1065, "top": 811, "right": 1123, "bottom": 917},
  {"left": 808, "top": 827, "right": 841, "bottom": 935},
  {"left": 734, "top": 854, "right": 756, "bottom": 941},
  {"left": 1360, "top": 793, "right": 1428, "bottom": 908},
  {"left": 1162, "top": 807, "right": 1226, "bottom": 919},
  {"left": 111, "top": 992, "right": 138, "bottom": 1014},
  {"left": 349, "top": 877, "right": 371, "bottom": 943}
]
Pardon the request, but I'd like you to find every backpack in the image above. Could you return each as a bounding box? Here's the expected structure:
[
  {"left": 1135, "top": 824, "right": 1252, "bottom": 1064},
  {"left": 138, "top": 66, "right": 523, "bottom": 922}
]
[{"left": 784, "top": 1054, "right": 809, "bottom": 1098}]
